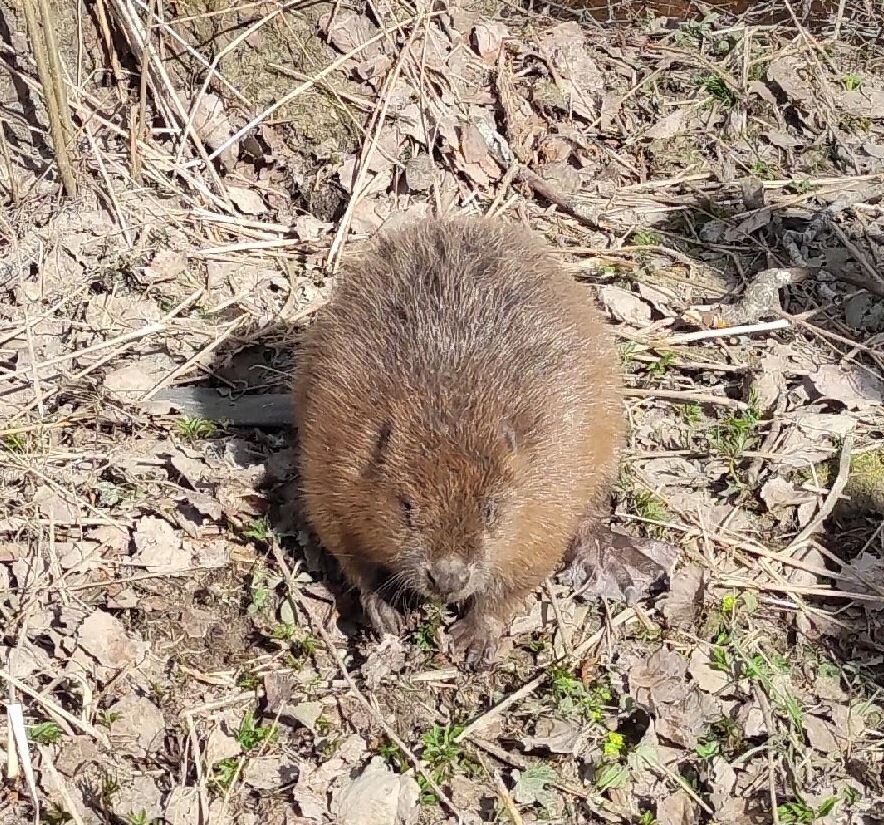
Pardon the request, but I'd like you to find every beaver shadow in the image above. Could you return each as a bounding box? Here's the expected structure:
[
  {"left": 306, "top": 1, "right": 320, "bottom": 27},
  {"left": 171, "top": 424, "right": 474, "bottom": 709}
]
[{"left": 157, "top": 315, "right": 416, "bottom": 664}]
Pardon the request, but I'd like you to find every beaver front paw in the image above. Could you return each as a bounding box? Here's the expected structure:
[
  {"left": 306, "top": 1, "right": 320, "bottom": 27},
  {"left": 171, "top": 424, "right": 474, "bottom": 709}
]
[
  {"left": 450, "top": 614, "right": 504, "bottom": 669},
  {"left": 361, "top": 591, "right": 405, "bottom": 636}
]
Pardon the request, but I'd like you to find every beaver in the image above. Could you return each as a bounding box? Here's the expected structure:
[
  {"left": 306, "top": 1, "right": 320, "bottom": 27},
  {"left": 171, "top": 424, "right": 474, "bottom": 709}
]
[{"left": 294, "top": 216, "right": 625, "bottom": 665}]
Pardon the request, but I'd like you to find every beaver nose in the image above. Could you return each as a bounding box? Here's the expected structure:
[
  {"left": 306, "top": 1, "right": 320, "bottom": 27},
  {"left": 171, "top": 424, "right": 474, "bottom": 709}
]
[{"left": 427, "top": 557, "right": 470, "bottom": 596}]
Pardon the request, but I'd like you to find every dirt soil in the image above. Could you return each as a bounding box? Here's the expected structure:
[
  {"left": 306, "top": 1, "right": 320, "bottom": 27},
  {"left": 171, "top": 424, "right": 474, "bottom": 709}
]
[{"left": 1, "top": 0, "right": 884, "bottom": 824}]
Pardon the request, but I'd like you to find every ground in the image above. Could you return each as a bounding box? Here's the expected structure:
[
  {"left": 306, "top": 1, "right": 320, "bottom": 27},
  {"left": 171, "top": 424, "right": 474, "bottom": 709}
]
[{"left": 1, "top": 1, "right": 883, "bottom": 824}]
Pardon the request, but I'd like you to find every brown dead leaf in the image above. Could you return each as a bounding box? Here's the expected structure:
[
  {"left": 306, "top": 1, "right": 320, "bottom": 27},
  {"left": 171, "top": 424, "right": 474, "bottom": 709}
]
[
  {"left": 805, "top": 714, "right": 839, "bottom": 754},
  {"left": 524, "top": 717, "right": 586, "bottom": 755},
  {"left": 766, "top": 56, "right": 814, "bottom": 106},
  {"left": 165, "top": 786, "right": 200, "bottom": 825},
  {"left": 336, "top": 757, "right": 420, "bottom": 825},
  {"left": 688, "top": 647, "right": 729, "bottom": 694},
  {"left": 187, "top": 92, "right": 238, "bottom": 171},
  {"left": 660, "top": 565, "right": 705, "bottom": 630},
  {"left": 131, "top": 515, "right": 193, "bottom": 574},
  {"left": 104, "top": 361, "right": 172, "bottom": 404},
  {"left": 227, "top": 185, "right": 266, "bottom": 216},
  {"left": 806, "top": 364, "right": 884, "bottom": 410},
  {"left": 630, "top": 648, "right": 689, "bottom": 710},
  {"left": 598, "top": 285, "right": 652, "bottom": 326},
  {"left": 78, "top": 609, "right": 143, "bottom": 669},
  {"left": 657, "top": 789, "right": 698, "bottom": 825},
  {"left": 143, "top": 250, "right": 187, "bottom": 284},
  {"left": 108, "top": 695, "right": 165, "bottom": 756},
  {"left": 537, "top": 23, "right": 603, "bottom": 121},
  {"left": 562, "top": 526, "right": 679, "bottom": 604},
  {"left": 320, "top": 9, "right": 381, "bottom": 59},
  {"left": 644, "top": 109, "right": 688, "bottom": 141},
  {"left": 471, "top": 21, "right": 507, "bottom": 64},
  {"left": 840, "top": 87, "right": 884, "bottom": 119},
  {"left": 760, "top": 476, "right": 816, "bottom": 513},
  {"left": 33, "top": 485, "right": 80, "bottom": 524},
  {"left": 362, "top": 636, "right": 408, "bottom": 690}
]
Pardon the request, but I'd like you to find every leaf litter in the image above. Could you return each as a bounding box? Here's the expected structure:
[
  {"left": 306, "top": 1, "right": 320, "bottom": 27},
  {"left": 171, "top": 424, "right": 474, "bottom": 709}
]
[{"left": 2, "top": 1, "right": 884, "bottom": 824}]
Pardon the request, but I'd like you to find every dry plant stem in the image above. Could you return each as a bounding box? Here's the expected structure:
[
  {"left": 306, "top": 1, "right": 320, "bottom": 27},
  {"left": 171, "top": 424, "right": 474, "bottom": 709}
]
[
  {"left": 481, "top": 755, "right": 524, "bottom": 825},
  {"left": 0, "top": 669, "right": 109, "bottom": 746},
  {"left": 625, "top": 387, "right": 749, "bottom": 410},
  {"left": 35, "top": 0, "right": 76, "bottom": 142},
  {"left": 515, "top": 165, "right": 601, "bottom": 230},
  {"left": 40, "top": 750, "right": 87, "bottom": 825},
  {"left": 665, "top": 319, "right": 789, "bottom": 345},
  {"left": 327, "top": 4, "right": 428, "bottom": 272},
  {"left": 786, "top": 432, "right": 854, "bottom": 554},
  {"left": 20, "top": 0, "right": 77, "bottom": 197},
  {"left": 455, "top": 609, "right": 636, "bottom": 744},
  {"left": 268, "top": 543, "right": 464, "bottom": 822}
]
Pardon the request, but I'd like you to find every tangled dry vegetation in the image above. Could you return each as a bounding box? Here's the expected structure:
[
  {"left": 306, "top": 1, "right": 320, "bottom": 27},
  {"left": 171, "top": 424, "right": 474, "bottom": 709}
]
[{"left": 2, "top": 0, "right": 884, "bottom": 823}]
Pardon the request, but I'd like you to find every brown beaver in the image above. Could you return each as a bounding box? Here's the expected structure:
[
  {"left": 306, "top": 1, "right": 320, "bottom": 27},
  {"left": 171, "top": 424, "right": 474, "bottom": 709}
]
[{"left": 294, "top": 216, "right": 624, "bottom": 665}]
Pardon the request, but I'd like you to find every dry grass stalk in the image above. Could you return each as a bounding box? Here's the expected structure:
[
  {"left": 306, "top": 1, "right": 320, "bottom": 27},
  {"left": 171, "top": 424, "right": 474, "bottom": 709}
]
[{"left": 20, "top": 0, "right": 77, "bottom": 197}]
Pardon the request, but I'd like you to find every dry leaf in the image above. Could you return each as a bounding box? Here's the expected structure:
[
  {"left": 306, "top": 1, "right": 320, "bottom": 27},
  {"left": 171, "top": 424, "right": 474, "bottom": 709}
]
[
  {"left": 320, "top": 10, "right": 382, "bottom": 59},
  {"left": 760, "top": 477, "right": 816, "bottom": 513},
  {"left": 243, "top": 756, "right": 294, "bottom": 790},
  {"left": 78, "top": 609, "right": 142, "bottom": 669},
  {"left": 598, "top": 285, "right": 652, "bottom": 326},
  {"left": 644, "top": 109, "right": 687, "bottom": 141},
  {"left": 537, "top": 23, "right": 603, "bottom": 121},
  {"left": 33, "top": 486, "right": 80, "bottom": 524},
  {"left": 657, "top": 789, "right": 698, "bottom": 825},
  {"left": 805, "top": 715, "right": 839, "bottom": 753},
  {"left": 108, "top": 695, "right": 165, "bottom": 756},
  {"left": 336, "top": 758, "right": 420, "bottom": 825},
  {"left": 766, "top": 56, "right": 814, "bottom": 105},
  {"left": 660, "top": 565, "right": 705, "bottom": 630},
  {"left": 562, "top": 526, "right": 679, "bottom": 604},
  {"left": 630, "top": 648, "right": 689, "bottom": 710},
  {"left": 131, "top": 515, "right": 193, "bottom": 574},
  {"left": 227, "top": 185, "right": 266, "bottom": 215},
  {"left": 840, "top": 87, "right": 884, "bottom": 119},
  {"left": 807, "top": 364, "right": 884, "bottom": 410},
  {"left": 471, "top": 21, "right": 507, "bottom": 63},
  {"left": 524, "top": 717, "right": 585, "bottom": 755},
  {"left": 187, "top": 92, "right": 238, "bottom": 170},
  {"left": 688, "top": 647, "right": 729, "bottom": 694},
  {"left": 165, "top": 786, "right": 200, "bottom": 825}
]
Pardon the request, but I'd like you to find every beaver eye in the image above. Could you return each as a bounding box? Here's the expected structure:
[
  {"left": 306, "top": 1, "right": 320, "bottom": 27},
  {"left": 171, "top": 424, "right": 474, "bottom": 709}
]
[{"left": 482, "top": 498, "right": 497, "bottom": 527}]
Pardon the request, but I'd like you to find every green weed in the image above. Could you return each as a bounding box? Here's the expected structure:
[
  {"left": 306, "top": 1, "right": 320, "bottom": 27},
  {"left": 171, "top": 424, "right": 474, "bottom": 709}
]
[
  {"left": 778, "top": 796, "right": 839, "bottom": 823},
  {"left": 680, "top": 402, "right": 703, "bottom": 428},
  {"left": 418, "top": 724, "right": 478, "bottom": 804},
  {"left": 174, "top": 417, "right": 217, "bottom": 441},
  {"left": 750, "top": 159, "right": 774, "bottom": 179},
  {"left": 548, "top": 665, "right": 613, "bottom": 723},
  {"left": 841, "top": 72, "right": 862, "bottom": 91},
  {"left": 701, "top": 73, "right": 737, "bottom": 107},
  {"left": 710, "top": 394, "right": 761, "bottom": 476},
  {"left": 212, "top": 757, "right": 240, "bottom": 790},
  {"left": 646, "top": 350, "right": 676, "bottom": 377},
  {"left": 631, "top": 229, "right": 662, "bottom": 247},
  {"left": 243, "top": 516, "right": 272, "bottom": 541},
  {"left": 414, "top": 604, "right": 444, "bottom": 652},
  {"left": 235, "top": 710, "right": 277, "bottom": 752},
  {"left": 28, "top": 721, "right": 64, "bottom": 744}
]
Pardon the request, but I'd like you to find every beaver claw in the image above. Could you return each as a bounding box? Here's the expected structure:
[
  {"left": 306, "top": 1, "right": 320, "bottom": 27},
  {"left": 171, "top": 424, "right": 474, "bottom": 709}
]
[
  {"left": 361, "top": 591, "right": 405, "bottom": 636},
  {"left": 450, "top": 614, "right": 504, "bottom": 669}
]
